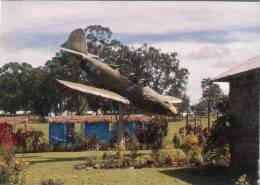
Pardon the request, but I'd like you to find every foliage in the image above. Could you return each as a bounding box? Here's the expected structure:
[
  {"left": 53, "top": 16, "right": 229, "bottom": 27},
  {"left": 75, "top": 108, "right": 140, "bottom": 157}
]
[
  {"left": 190, "top": 100, "right": 208, "bottom": 115},
  {"left": 27, "top": 130, "right": 44, "bottom": 152},
  {"left": 173, "top": 124, "right": 209, "bottom": 164},
  {"left": 190, "top": 148, "right": 203, "bottom": 165},
  {"left": 203, "top": 115, "right": 231, "bottom": 166},
  {"left": 0, "top": 63, "right": 50, "bottom": 116},
  {"left": 13, "top": 128, "right": 28, "bottom": 152},
  {"left": 13, "top": 129, "right": 46, "bottom": 153},
  {"left": 151, "top": 148, "right": 187, "bottom": 167},
  {"left": 40, "top": 179, "right": 64, "bottom": 185},
  {"left": 172, "top": 133, "right": 182, "bottom": 149},
  {"left": 0, "top": 25, "right": 189, "bottom": 116},
  {"left": 0, "top": 146, "right": 29, "bottom": 185},
  {"left": 177, "top": 94, "right": 190, "bottom": 115},
  {"left": 201, "top": 78, "right": 224, "bottom": 111},
  {"left": 136, "top": 117, "right": 168, "bottom": 151},
  {"left": 126, "top": 135, "right": 139, "bottom": 158},
  {"left": 0, "top": 122, "right": 14, "bottom": 150},
  {"left": 234, "top": 174, "right": 252, "bottom": 185}
]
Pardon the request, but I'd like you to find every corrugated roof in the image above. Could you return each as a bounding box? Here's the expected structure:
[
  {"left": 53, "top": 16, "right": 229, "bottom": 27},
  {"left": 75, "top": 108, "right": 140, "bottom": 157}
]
[
  {"left": 49, "top": 115, "right": 153, "bottom": 123},
  {"left": 214, "top": 55, "right": 260, "bottom": 81}
]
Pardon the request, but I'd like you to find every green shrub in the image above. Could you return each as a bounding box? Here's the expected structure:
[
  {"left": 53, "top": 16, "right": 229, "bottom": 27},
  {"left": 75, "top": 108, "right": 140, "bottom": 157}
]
[
  {"left": 134, "top": 155, "right": 153, "bottom": 167},
  {"left": 203, "top": 115, "right": 231, "bottom": 166},
  {"left": 235, "top": 174, "right": 251, "bottom": 185},
  {"left": 172, "top": 133, "right": 182, "bottom": 149},
  {"left": 190, "top": 148, "right": 203, "bottom": 165},
  {"left": 40, "top": 179, "right": 64, "bottom": 185},
  {"left": 137, "top": 116, "right": 168, "bottom": 151},
  {"left": 0, "top": 146, "right": 29, "bottom": 185},
  {"left": 151, "top": 148, "right": 185, "bottom": 166},
  {"left": 126, "top": 135, "right": 139, "bottom": 158}
]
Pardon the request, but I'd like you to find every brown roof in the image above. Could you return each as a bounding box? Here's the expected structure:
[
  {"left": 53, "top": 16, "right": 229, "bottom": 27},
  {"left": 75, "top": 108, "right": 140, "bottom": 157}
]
[
  {"left": 0, "top": 116, "right": 38, "bottom": 125},
  {"left": 49, "top": 115, "right": 153, "bottom": 123},
  {"left": 214, "top": 55, "right": 260, "bottom": 82}
]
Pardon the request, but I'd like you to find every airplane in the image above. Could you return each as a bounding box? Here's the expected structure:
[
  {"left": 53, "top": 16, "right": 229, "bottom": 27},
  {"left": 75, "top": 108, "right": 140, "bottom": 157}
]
[{"left": 57, "top": 28, "right": 182, "bottom": 116}]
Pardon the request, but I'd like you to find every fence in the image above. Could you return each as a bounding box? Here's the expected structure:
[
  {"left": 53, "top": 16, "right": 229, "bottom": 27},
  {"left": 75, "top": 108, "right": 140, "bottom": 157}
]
[
  {"left": 185, "top": 111, "right": 220, "bottom": 128},
  {"left": 48, "top": 115, "right": 152, "bottom": 144}
]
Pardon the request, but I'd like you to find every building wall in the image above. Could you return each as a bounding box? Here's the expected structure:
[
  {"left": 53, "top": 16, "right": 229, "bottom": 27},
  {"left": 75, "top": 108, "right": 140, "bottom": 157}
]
[{"left": 229, "top": 70, "right": 259, "bottom": 172}]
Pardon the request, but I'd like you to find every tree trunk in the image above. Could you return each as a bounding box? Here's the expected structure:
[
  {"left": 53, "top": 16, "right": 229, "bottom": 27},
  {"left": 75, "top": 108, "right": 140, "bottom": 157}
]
[
  {"left": 207, "top": 100, "right": 211, "bottom": 129},
  {"left": 186, "top": 108, "right": 189, "bottom": 126},
  {"left": 194, "top": 113, "right": 197, "bottom": 126},
  {"left": 117, "top": 103, "right": 125, "bottom": 158}
]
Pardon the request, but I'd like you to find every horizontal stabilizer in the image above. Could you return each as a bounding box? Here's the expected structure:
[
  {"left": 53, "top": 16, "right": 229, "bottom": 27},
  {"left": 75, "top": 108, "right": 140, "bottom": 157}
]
[
  {"left": 57, "top": 79, "right": 130, "bottom": 104},
  {"left": 60, "top": 47, "right": 99, "bottom": 59}
]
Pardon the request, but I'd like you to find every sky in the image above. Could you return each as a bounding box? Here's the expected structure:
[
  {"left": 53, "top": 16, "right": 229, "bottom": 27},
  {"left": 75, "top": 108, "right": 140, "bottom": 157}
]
[{"left": 0, "top": 1, "right": 260, "bottom": 104}]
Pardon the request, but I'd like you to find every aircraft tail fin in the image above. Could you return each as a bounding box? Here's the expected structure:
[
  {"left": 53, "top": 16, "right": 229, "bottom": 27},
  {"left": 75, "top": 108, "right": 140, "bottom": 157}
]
[{"left": 62, "top": 28, "right": 87, "bottom": 54}]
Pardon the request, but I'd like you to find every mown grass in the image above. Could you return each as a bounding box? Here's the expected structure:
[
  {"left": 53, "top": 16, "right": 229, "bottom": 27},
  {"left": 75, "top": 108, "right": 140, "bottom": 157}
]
[
  {"left": 15, "top": 118, "right": 232, "bottom": 185},
  {"left": 18, "top": 151, "right": 231, "bottom": 185}
]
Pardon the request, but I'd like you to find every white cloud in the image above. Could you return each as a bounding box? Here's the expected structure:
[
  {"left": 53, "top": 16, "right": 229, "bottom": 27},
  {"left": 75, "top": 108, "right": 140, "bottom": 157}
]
[
  {"left": 132, "top": 41, "right": 260, "bottom": 104},
  {"left": 1, "top": 1, "right": 260, "bottom": 105},
  {"left": 0, "top": 46, "right": 58, "bottom": 67},
  {"left": 1, "top": 1, "right": 260, "bottom": 35}
]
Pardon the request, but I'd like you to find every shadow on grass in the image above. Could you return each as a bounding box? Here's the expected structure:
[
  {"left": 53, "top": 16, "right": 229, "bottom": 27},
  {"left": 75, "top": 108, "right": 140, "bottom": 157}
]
[
  {"left": 31, "top": 157, "right": 86, "bottom": 164},
  {"left": 160, "top": 167, "right": 233, "bottom": 185},
  {"left": 17, "top": 155, "right": 41, "bottom": 159}
]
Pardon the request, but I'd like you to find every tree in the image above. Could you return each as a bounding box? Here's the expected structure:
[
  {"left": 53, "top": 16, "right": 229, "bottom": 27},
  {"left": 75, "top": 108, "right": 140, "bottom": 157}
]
[
  {"left": 0, "top": 62, "right": 32, "bottom": 114},
  {"left": 84, "top": 25, "right": 189, "bottom": 104},
  {"left": 0, "top": 25, "right": 189, "bottom": 116},
  {"left": 200, "top": 78, "right": 224, "bottom": 128},
  {"left": 43, "top": 52, "right": 89, "bottom": 115},
  {"left": 23, "top": 67, "right": 51, "bottom": 116},
  {"left": 177, "top": 94, "right": 190, "bottom": 116},
  {"left": 191, "top": 100, "right": 208, "bottom": 116},
  {"left": 52, "top": 25, "right": 189, "bottom": 114}
]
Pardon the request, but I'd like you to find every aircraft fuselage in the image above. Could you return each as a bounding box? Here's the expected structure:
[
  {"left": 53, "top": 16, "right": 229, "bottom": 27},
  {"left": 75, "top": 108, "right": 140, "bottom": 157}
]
[{"left": 79, "top": 55, "right": 175, "bottom": 115}]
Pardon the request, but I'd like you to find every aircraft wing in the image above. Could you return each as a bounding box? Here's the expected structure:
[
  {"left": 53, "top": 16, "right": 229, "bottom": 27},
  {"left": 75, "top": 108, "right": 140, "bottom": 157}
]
[
  {"left": 57, "top": 79, "right": 130, "bottom": 104},
  {"left": 162, "top": 95, "right": 182, "bottom": 104}
]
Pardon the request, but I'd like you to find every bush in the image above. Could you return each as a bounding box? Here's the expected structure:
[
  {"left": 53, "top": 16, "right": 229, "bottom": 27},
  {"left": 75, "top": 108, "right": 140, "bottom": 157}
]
[
  {"left": 190, "top": 148, "right": 203, "bottom": 165},
  {"left": 172, "top": 133, "right": 182, "bottom": 149},
  {"left": 151, "top": 148, "right": 187, "bottom": 167},
  {"left": 174, "top": 123, "right": 208, "bottom": 165},
  {"left": 0, "top": 122, "right": 14, "bottom": 150},
  {"left": 0, "top": 146, "right": 29, "bottom": 185},
  {"left": 40, "top": 179, "right": 64, "bottom": 185},
  {"left": 182, "top": 133, "right": 200, "bottom": 154},
  {"left": 137, "top": 116, "right": 168, "bottom": 151},
  {"left": 126, "top": 135, "right": 139, "bottom": 158},
  {"left": 203, "top": 115, "right": 231, "bottom": 166},
  {"left": 14, "top": 129, "right": 46, "bottom": 153},
  {"left": 234, "top": 174, "right": 251, "bottom": 185},
  {"left": 133, "top": 155, "right": 153, "bottom": 168},
  {"left": 13, "top": 128, "right": 28, "bottom": 152},
  {"left": 28, "top": 130, "right": 44, "bottom": 152}
]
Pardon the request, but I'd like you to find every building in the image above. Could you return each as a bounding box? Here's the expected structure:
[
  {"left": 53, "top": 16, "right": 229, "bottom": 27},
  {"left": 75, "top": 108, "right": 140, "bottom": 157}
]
[{"left": 214, "top": 55, "right": 260, "bottom": 173}]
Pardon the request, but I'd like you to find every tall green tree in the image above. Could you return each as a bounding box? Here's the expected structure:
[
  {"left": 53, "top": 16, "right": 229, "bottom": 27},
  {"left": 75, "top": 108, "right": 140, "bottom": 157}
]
[
  {"left": 200, "top": 78, "right": 224, "bottom": 128},
  {"left": 85, "top": 25, "right": 189, "bottom": 96},
  {"left": 0, "top": 25, "right": 189, "bottom": 116},
  {"left": 0, "top": 62, "right": 32, "bottom": 114}
]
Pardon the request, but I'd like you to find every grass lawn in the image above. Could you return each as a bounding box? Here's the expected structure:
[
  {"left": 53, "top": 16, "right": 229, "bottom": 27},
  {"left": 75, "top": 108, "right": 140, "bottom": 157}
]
[
  {"left": 15, "top": 118, "right": 231, "bottom": 185},
  {"left": 18, "top": 151, "right": 232, "bottom": 185}
]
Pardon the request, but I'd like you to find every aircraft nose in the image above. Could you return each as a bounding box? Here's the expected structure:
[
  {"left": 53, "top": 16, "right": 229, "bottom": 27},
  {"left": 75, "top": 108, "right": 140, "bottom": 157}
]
[{"left": 167, "top": 106, "right": 177, "bottom": 116}]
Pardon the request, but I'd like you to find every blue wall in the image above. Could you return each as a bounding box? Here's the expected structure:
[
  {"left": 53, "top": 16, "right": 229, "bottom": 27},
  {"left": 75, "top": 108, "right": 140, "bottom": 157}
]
[
  {"left": 49, "top": 122, "right": 75, "bottom": 144},
  {"left": 49, "top": 121, "right": 150, "bottom": 144},
  {"left": 84, "top": 121, "right": 145, "bottom": 142}
]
